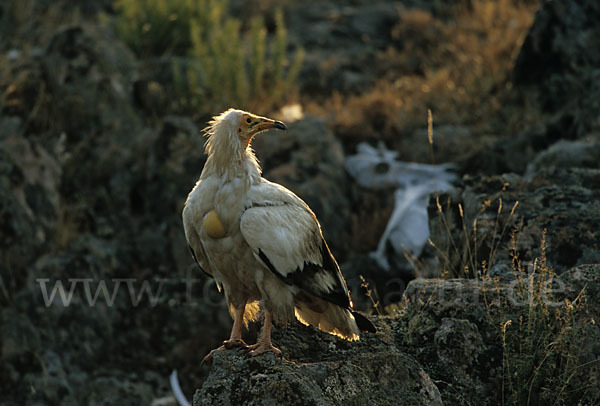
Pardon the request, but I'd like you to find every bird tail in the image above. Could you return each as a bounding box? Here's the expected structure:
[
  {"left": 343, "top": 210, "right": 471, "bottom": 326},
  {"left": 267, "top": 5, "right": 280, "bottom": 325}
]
[
  {"left": 351, "top": 310, "right": 377, "bottom": 333},
  {"left": 294, "top": 298, "right": 377, "bottom": 340}
]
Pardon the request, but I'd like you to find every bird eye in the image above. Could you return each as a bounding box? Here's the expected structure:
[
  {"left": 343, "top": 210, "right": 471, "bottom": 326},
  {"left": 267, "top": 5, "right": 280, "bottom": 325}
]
[{"left": 246, "top": 118, "right": 252, "bottom": 124}]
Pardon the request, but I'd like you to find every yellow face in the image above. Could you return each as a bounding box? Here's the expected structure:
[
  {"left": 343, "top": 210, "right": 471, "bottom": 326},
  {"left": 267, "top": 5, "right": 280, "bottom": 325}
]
[{"left": 238, "top": 113, "right": 287, "bottom": 147}]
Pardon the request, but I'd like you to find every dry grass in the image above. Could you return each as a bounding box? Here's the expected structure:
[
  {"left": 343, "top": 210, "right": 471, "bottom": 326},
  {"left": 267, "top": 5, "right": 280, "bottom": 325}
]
[
  {"left": 416, "top": 204, "right": 598, "bottom": 404},
  {"left": 429, "top": 192, "right": 520, "bottom": 279},
  {"left": 426, "top": 173, "right": 599, "bottom": 404},
  {"left": 496, "top": 232, "right": 599, "bottom": 405},
  {"left": 307, "top": 0, "right": 540, "bottom": 155}
]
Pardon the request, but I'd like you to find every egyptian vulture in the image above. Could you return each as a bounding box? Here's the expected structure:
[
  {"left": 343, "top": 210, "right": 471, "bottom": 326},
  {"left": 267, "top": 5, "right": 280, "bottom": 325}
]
[{"left": 183, "top": 109, "right": 375, "bottom": 361}]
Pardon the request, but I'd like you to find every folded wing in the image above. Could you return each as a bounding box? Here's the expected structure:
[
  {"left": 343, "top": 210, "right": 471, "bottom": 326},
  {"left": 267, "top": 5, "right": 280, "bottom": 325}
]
[{"left": 240, "top": 182, "right": 352, "bottom": 309}]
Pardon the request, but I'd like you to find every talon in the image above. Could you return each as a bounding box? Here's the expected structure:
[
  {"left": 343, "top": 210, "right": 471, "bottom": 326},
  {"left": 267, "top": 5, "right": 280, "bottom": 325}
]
[
  {"left": 244, "top": 343, "right": 258, "bottom": 352},
  {"left": 223, "top": 339, "right": 248, "bottom": 350},
  {"left": 248, "top": 343, "right": 282, "bottom": 358},
  {"left": 203, "top": 346, "right": 225, "bottom": 365}
]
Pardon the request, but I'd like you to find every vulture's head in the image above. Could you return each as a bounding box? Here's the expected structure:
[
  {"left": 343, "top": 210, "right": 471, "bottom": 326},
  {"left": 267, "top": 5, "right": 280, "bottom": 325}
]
[{"left": 204, "top": 109, "right": 287, "bottom": 160}]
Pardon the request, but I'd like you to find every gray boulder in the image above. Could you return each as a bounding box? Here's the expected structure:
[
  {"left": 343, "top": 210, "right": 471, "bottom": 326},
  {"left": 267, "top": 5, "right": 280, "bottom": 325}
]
[
  {"left": 427, "top": 169, "right": 600, "bottom": 276},
  {"left": 193, "top": 321, "right": 442, "bottom": 406},
  {"left": 514, "top": 0, "right": 600, "bottom": 134}
]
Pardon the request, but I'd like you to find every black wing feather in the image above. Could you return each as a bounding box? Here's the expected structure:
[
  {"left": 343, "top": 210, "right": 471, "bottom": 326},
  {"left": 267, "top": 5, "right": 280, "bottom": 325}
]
[
  {"left": 258, "top": 238, "right": 351, "bottom": 309},
  {"left": 188, "top": 244, "right": 212, "bottom": 278},
  {"left": 352, "top": 310, "right": 377, "bottom": 333}
]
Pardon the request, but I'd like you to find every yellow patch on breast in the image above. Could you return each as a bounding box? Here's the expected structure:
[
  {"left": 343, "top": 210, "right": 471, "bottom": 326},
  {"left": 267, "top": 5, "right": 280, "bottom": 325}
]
[{"left": 204, "top": 210, "right": 226, "bottom": 239}]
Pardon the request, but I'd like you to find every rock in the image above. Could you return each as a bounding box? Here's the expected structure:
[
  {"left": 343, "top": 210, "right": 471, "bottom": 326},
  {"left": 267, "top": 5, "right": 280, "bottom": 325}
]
[
  {"left": 0, "top": 308, "right": 41, "bottom": 379},
  {"left": 428, "top": 169, "right": 600, "bottom": 276},
  {"left": 194, "top": 321, "right": 442, "bottom": 406},
  {"left": 0, "top": 131, "right": 61, "bottom": 227},
  {"left": 43, "top": 24, "right": 140, "bottom": 144},
  {"left": 433, "top": 318, "right": 487, "bottom": 403},
  {"left": 514, "top": 0, "right": 600, "bottom": 92},
  {"left": 411, "top": 125, "right": 473, "bottom": 165},
  {"left": 468, "top": 0, "right": 600, "bottom": 177},
  {"left": 0, "top": 11, "right": 225, "bottom": 405},
  {"left": 400, "top": 266, "right": 600, "bottom": 405},
  {"left": 286, "top": 1, "right": 401, "bottom": 95},
  {"left": 458, "top": 112, "right": 581, "bottom": 176},
  {"left": 403, "top": 278, "right": 508, "bottom": 321},
  {"left": 525, "top": 138, "right": 600, "bottom": 178},
  {"left": 0, "top": 123, "right": 56, "bottom": 298},
  {"left": 434, "top": 318, "right": 484, "bottom": 367},
  {"left": 558, "top": 264, "right": 600, "bottom": 309},
  {"left": 193, "top": 265, "right": 600, "bottom": 406},
  {"left": 81, "top": 375, "right": 155, "bottom": 406},
  {"left": 28, "top": 350, "right": 77, "bottom": 405},
  {"left": 514, "top": 0, "right": 600, "bottom": 134}
]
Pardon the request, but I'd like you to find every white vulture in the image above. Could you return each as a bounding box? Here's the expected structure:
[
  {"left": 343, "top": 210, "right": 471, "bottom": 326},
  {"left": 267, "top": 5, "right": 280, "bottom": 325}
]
[{"left": 183, "top": 109, "right": 376, "bottom": 361}]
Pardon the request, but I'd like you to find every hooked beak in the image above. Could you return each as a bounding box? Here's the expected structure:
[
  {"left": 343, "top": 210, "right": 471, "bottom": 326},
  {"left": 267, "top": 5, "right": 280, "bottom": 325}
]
[{"left": 252, "top": 117, "right": 287, "bottom": 134}]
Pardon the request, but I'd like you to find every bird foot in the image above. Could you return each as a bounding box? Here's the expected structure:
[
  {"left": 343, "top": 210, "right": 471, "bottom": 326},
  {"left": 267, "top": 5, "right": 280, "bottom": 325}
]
[
  {"left": 223, "top": 338, "right": 249, "bottom": 350},
  {"left": 202, "top": 339, "right": 249, "bottom": 365},
  {"left": 245, "top": 342, "right": 282, "bottom": 358},
  {"left": 202, "top": 347, "right": 223, "bottom": 365}
]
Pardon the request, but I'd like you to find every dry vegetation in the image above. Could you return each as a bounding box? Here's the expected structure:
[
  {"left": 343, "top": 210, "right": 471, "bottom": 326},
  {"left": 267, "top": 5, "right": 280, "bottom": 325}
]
[
  {"left": 308, "top": 0, "right": 541, "bottom": 157},
  {"left": 390, "top": 215, "right": 599, "bottom": 404},
  {"left": 496, "top": 232, "right": 598, "bottom": 405},
  {"left": 309, "top": 0, "right": 540, "bottom": 258}
]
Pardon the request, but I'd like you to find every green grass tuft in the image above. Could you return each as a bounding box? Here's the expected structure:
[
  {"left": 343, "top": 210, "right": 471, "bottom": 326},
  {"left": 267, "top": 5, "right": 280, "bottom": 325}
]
[{"left": 114, "top": 0, "right": 303, "bottom": 112}]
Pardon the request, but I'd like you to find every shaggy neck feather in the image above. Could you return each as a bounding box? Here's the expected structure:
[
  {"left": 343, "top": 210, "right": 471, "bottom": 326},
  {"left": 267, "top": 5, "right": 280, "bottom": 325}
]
[{"left": 201, "top": 115, "right": 262, "bottom": 181}]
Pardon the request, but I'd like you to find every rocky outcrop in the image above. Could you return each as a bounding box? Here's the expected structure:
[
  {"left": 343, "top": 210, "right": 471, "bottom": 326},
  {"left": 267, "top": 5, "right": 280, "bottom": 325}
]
[
  {"left": 402, "top": 266, "right": 600, "bottom": 405},
  {"left": 192, "top": 314, "right": 445, "bottom": 406},
  {"left": 0, "top": 10, "right": 223, "bottom": 404},
  {"left": 512, "top": 0, "right": 600, "bottom": 152},
  {"left": 427, "top": 167, "right": 600, "bottom": 278},
  {"left": 194, "top": 345, "right": 442, "bottom": 406},
  {"left": 451, "top": 0, "right": 600, "bottom": 176},
  {"left": 514, "top": 0, "right": 600, "bottom": 118},
  {"left": 193, "top": 264, "right": 599, "bottom": 405},
  {"left": 285, "top": 1, "right": 401, "bottom": 95}
]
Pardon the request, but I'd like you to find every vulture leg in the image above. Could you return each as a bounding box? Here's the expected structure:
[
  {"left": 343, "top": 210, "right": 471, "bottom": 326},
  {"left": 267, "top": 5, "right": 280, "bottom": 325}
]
[
  {"left": 247, "top": 311, "right": 281, "bottom": 358},
  {"left": 223, "top": 303, "right": 248, "bottom": 348},
  {"left": 203, "top": 303, "right": 248, "bottom": 364}
]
